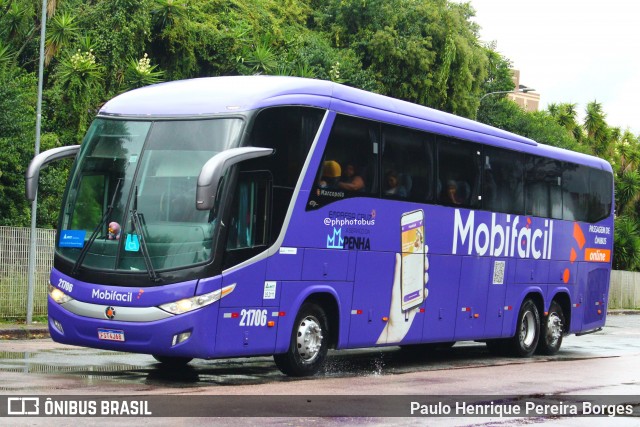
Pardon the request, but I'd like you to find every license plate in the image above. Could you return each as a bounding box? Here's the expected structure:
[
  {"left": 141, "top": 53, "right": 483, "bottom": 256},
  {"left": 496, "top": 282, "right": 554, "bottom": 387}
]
[{"left": 97, "top": 328, "right": 125, "bottom": 342}]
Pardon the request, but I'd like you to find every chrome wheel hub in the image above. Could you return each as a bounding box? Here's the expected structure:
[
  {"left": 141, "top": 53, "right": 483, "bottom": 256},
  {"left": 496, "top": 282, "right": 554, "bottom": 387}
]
[
  {"left": 520, "top": 311, "right": 536, "bottom": 347},
  {"left": 546, "top": 313, "right": 563, "bottom": 347},
  {"left": 296, "top": 315, "right": 323, "bottom": 363}
]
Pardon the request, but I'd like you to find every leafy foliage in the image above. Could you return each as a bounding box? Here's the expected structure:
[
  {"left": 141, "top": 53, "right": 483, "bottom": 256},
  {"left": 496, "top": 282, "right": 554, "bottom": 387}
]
[{"left": 0, "top": 0, "right": 637, "bottom": 276}]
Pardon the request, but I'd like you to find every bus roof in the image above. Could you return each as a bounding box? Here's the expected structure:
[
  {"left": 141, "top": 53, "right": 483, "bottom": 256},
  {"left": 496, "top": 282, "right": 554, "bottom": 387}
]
[{"left": 99, "top": 76, "right": 611, "bottom": 172}]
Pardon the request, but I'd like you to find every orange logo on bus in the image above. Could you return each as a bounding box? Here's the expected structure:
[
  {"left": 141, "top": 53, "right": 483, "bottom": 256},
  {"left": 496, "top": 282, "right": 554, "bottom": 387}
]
[{"left": 584, "top": 248, "right": 611, "bottom": 263}]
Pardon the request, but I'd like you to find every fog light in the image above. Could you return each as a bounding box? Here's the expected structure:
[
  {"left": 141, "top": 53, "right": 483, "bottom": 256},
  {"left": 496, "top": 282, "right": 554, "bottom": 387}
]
[
  {"left": 51, "top": 319, "right": 64, "bottom": 334},
  {"left": 171, "top": 331, "right": 191, "bottom": 346}
]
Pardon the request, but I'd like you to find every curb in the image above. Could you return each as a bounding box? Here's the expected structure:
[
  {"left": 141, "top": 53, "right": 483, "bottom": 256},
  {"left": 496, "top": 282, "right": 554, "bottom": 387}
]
[{"left": 0, "top": 326, "right": 50, "bottom": 340}]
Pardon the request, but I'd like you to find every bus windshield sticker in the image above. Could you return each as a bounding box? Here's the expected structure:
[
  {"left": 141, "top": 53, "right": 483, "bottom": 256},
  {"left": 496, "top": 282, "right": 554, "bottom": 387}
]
[
  {"left": 125, "top": 234, "right": 140, "bottom": 252},
  {"left": 59, "top": 230, "right": 86, "bottom": 248}
]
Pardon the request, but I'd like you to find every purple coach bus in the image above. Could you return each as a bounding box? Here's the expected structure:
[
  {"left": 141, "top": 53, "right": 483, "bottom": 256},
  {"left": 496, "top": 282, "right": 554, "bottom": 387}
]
[{"left": 26, "top": 76, "right": 614, "bottom": 376}]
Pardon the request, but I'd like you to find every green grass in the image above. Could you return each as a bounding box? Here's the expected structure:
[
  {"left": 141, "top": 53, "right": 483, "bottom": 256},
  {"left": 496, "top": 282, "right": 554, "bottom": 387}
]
[{"left": 0, "top": 315, "right": 48, "bottom": 325}]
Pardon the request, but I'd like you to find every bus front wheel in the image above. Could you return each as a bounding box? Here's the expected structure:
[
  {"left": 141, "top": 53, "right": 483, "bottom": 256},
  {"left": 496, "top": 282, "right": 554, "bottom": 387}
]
[
  {"left": 537, "top": 300, "right": 565, "bottom": 355},
  {"left": 274, "top": 302, "right": 329, "bottom": 377},
  {"left": 509, "top": 299, "right": 540, "bottom": 357}
]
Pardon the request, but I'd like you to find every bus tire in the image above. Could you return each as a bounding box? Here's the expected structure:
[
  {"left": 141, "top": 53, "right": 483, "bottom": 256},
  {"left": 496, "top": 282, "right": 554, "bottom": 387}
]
[
  {"left": 537, "top": 301, "right": 565, "bottom": 355},
  {"left": 508, "top": 299, "right": 540, "bottom": 357},
  {"left": 274, "top": 302, "right": 329, "bottom": 377},
  {"left": 152, "top": 355, "right": 192, "bottom": 366}
]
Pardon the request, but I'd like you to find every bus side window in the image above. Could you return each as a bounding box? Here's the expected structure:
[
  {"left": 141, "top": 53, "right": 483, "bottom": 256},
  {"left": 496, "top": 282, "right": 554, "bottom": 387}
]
[
  {"left": 308, "top": 114, "right": 378, "bottom": 209},
  {"left": 437, "top": 137, "right": 481, "bottom": 208},
  {"left": 226, "top": 172, "right": 271, "bottom": 251},
  {"left": 525, "top": 156, "right": 562, "bottom": 219},
  {"left": 588, "top": 169, "right": 613, "bottom": 222},
  {"left": 562, "top": 163, "right": 590, "bottom": 221},
  {"left": 248, "top": 106, "right": 324, "bottom": 239},
  {"left": 382, "top": 125, "right": 434, "bottom": 202},
  {"left": 482, "top": 147, "right": 524, "bottom": 215}
]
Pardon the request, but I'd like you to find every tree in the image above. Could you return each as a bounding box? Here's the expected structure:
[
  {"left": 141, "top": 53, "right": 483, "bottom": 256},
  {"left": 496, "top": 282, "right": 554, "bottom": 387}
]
[
  {"left": 45, "top": 11, "right": 80, "bottom": 65},
  {"left": 310, "top": 0, "right": 488, "bottom": 117},
  {"left": 0, "top": 65, "right": 65, "bottom": 227}
]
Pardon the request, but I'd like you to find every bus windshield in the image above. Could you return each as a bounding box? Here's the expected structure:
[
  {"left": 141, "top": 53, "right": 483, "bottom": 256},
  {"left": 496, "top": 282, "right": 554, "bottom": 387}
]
[{"left": 58, "top": 118, "right": 243, "bottom": 275}]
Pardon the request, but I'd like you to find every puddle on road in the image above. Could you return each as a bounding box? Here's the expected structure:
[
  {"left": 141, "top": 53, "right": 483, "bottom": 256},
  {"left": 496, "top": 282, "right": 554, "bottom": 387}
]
[
  {"left": 0, "top": 338, "right": 631, "bottom": 388},
  {"left": 0, "top": 344, "right": 521, "bottom": 387}
]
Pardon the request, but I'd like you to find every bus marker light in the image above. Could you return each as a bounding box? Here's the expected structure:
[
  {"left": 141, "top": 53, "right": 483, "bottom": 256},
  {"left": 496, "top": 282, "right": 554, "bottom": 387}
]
[
  {"left": 473, "top": 314, "right": 479, "bottom": 319},
  {"left": 573, "top": 303, "right": 580, "bottom": 308},
  {"left": 267, "top": 321, "right": 275, "bottom": 327},
  {"left": 461, "top": 307, "right": 471, "bottom": 312},
  {"left": 504, "top": 306, "right": 513, "bottom": 311},
  {"left": 419, "top": 308, "right": 425, "bottom": 313},
  {"left": 231, "top": 312, "right": 239, "bottom": 318},
  {"left": 351, "top": 310, "right": 362, "bottom": 315},
  {"left": 544, "top": 312, "right": 549, "bottom": 316},
  {"left": 597, "top": 310, "right": 602, "bottom": 315},
  {"left": 382, "top": 317, "right": 388, "bottom": 322},
  {"left": 278, "top": 311, "right": 286, "bottom": 317}
]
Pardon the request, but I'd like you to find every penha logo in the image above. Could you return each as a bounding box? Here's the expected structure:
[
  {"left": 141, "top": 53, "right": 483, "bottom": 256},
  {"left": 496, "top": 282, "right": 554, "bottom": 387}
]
[
  {"left": 327, "top": 227, "right": 344, "bottom": 249},
  {"left": 326, "top": 227, "right": 371, "bottom": 250}
]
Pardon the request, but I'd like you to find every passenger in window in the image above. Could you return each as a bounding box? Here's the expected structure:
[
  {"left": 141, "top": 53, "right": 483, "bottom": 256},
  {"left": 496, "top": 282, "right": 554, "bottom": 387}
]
[
  {"left": 384, "top": 170, "right": 407, "bottom": 198},
  {"left": 442, "top": 180, "right": 465, "bottom": 206},
  {"left": 319, "top": 160, "right": 341, "bottom": 189},
  {"left": 337, "top": 162, "right": 365, "bottom": 192}
]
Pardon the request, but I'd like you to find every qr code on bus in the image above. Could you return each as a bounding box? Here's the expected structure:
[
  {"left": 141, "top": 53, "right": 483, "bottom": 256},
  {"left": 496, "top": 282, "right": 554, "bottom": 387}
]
[{"left": 493, "top": 261, "right": 505, "bottom": 285}]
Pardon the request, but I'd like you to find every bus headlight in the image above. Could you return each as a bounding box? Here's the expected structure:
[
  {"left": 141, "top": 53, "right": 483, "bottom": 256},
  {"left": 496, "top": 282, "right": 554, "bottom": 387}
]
[
  {"left": 158, "top": 283, "right": 236, "bottom": 315},
  {"left": 49, "top": 284, "right": 74, "bottom": 304}
]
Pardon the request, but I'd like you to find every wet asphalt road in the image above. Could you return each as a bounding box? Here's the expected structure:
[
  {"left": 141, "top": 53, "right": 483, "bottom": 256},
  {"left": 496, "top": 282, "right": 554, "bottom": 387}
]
[{"left": 0, "top": 314, "right": 639, "bottom": 425}]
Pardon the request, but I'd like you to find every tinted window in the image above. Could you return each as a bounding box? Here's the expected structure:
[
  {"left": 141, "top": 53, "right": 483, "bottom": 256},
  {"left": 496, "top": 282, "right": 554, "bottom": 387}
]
[
  {"left": 562, "top": 164, "right": 590, "bottom": 221},
  {"left": 382, "top": 125, "right": 434, "bottom": 202},
  {"left": 589, "top": 169, "right": 613, "bottom": 222},
  {"left": 483, "top": 147, "right": 524, "bottom": 214},
  {"left": 308, "top": 115, "right": 378, "bottom": 209},
  {"left": 525, "top": 156, "right": 562, "bottom": 219},
  {"left": 438, "top": 137, "right": 481, "bottom": 208},
  {"left": 249, "top": 107, "right": 324, "bottom": 189},
  {"left": 248, "top": 107, "right": 324, "bottom": 239}
]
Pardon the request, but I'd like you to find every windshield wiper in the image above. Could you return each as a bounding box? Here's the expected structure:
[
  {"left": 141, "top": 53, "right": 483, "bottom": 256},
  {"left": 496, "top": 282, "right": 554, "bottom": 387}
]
[
  {"left": 129, "top": 186, "right": 160, "bottom": 283},
  {"left": 72, "top": 178, "right": 123, "bottom": 276}
]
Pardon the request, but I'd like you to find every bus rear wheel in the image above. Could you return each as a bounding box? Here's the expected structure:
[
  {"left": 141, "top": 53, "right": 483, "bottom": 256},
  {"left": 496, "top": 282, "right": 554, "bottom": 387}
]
[
  {"left": 508, "top": 299, "right": 540, "bottom": 357},
  {"left": 537, "top": 301, "right": 565, "bottom": 355},
  {"left": 274, "top": 302, "right": 329, "bottom": 377}
]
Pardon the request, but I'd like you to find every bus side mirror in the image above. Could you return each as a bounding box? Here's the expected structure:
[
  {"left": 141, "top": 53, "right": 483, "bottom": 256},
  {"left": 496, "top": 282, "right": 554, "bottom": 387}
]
[
  {"left": 25, "top": 145, "right": 81, "bottom": 201},
  {"left": 196, "top": 147, "right": 273, "bottom": 210}
]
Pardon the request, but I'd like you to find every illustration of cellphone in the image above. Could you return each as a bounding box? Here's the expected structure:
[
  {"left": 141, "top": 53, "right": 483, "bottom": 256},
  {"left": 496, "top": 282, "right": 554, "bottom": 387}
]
[{"left": 400, "top": 209, "right": 425, "bottom": 312}]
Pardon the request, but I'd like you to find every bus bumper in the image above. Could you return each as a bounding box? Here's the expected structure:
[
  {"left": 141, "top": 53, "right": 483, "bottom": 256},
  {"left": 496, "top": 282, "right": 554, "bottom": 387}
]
[{"left": 47, "top": 297, "right": 218, "bottom": 359}]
